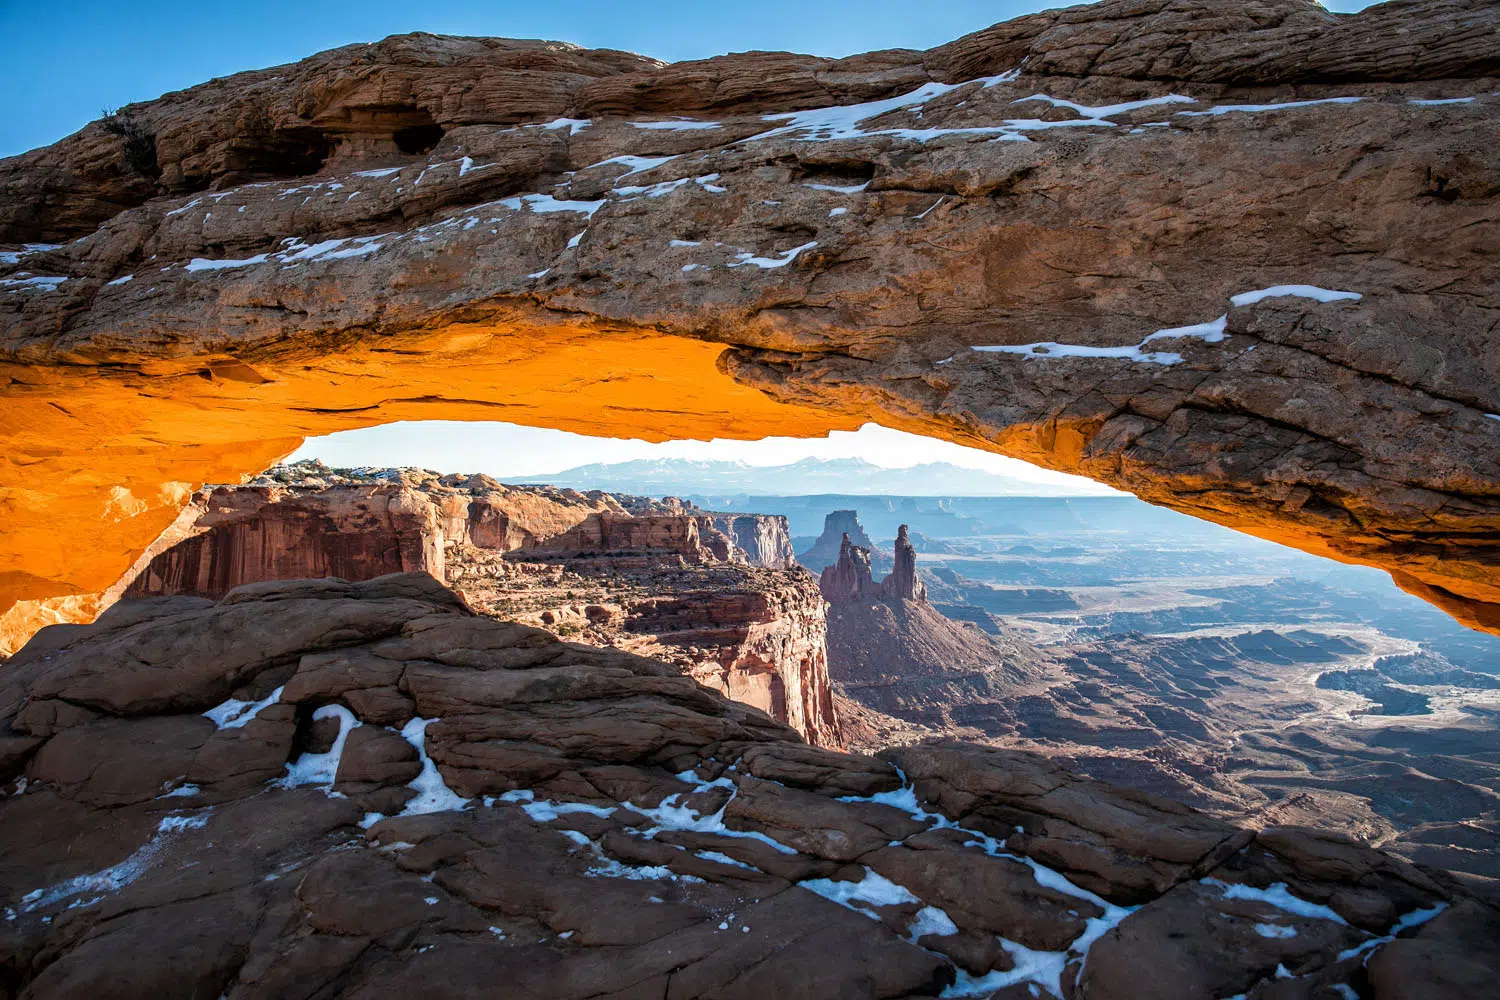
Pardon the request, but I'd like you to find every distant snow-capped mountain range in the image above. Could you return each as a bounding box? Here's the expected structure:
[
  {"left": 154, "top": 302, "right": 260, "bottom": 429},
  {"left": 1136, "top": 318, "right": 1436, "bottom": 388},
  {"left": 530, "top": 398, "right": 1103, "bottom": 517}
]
[{"left": 530, "top": 457, "right": 1114, "bottom": 497}]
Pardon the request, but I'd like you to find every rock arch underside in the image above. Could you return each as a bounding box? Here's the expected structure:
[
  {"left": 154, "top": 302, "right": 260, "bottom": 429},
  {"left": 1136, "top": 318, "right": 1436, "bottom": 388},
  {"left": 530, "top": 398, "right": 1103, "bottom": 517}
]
[{"left": 2, "top": 0, "right": 1499, "bottom": 658}]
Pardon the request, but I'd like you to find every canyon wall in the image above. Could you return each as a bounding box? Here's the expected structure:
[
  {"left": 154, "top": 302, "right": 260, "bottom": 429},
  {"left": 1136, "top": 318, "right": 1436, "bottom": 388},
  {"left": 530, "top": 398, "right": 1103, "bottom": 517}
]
[
  {"left": 119, "top": 467, "right": 839, "bottom": 745},
  {"left": 2, "top": 0, "right": 1499, "bottom": 649}
]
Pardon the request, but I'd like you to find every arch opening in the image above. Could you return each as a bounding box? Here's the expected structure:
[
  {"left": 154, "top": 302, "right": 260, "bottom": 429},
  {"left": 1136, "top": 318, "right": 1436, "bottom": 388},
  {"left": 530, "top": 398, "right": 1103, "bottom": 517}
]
[{"left": 87, "top": 413, "right": 1500, "bottom": 872}]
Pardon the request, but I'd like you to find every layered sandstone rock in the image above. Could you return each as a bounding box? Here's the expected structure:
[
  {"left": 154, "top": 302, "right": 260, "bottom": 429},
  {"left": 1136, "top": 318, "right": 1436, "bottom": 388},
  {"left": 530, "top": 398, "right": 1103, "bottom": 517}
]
[
  {"left": 819, "top": 525, "right": 928, "bottom": 604},
  {"left": 2, "top": 0, "right": 1500, "bottom": 651},
  {"left": 119, "top": 467, "right": 838, "bottom": 745},
  {"left": 0, "top": 573, "right": 1494, "bottom": 999}
]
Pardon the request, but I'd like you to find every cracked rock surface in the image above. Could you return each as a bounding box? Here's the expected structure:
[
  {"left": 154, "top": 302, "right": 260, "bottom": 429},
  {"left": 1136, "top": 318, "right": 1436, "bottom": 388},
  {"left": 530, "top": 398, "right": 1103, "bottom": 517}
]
[
  {"left": 1, "top": 0, "right": 1498, "bottom": 650},
  {"left": 1, "top": 573, "right": 1497, "bottom": 999}
]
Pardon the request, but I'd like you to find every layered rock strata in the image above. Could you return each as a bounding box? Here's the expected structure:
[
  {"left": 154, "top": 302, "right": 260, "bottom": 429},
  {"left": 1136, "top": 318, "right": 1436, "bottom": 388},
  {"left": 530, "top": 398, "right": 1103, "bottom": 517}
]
[
  {"left": 0, "top": 573, "right": 1495, "bottom": 999},
  {"left": 2, "top": 0, "right": 1499, "bottom": 649},
  {"left": 120, "top": 467, "right": 838, "bottom": 746},
  {"left": 819, "top": 524, "right": 928, "bottom": 603}
]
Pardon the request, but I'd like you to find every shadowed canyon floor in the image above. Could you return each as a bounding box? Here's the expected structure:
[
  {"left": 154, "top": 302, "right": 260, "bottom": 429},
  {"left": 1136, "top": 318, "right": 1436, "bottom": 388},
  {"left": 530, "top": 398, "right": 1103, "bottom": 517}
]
[
  {"left": 3, "top": 0, "right": 1500, "bottom": 652},
  {"left": 3, "top": 573, "right": 1499, "bottom": 1000}
]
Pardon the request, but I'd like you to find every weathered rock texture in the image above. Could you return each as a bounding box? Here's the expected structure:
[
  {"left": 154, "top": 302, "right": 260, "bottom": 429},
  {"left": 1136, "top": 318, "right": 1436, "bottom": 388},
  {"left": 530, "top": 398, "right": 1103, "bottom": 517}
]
[
  {"left": 1, "top": 573, "right": 1496, "bottom": 999},
  {"left": 120, "top": 466, "right": 838, "bottom": 746},
  {"left": 2, "top": 0, "right": 1499, "bottom": 650},
  {"left": 819, "top": 525, "right": 928, "bottom": 604}
]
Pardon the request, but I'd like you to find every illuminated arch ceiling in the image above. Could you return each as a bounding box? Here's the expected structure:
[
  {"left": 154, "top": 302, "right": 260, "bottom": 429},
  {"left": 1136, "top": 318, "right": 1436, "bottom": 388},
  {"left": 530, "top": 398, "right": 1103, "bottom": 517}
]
[{"left": 1, "top": 0, "right": 1497, "bottom": 652}]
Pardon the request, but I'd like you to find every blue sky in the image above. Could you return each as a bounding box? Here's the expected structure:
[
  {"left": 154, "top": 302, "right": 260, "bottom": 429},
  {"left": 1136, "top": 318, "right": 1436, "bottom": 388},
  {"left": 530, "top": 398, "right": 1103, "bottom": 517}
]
[{"left": 4, "top": 0, "right": 1378, "bottom": 157}]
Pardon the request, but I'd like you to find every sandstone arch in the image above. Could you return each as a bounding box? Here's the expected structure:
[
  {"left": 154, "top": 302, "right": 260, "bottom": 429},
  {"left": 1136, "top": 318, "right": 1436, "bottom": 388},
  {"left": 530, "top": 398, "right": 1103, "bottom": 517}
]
[{"left": 2, "top": 0, "right": 1498, "bottom": 652}]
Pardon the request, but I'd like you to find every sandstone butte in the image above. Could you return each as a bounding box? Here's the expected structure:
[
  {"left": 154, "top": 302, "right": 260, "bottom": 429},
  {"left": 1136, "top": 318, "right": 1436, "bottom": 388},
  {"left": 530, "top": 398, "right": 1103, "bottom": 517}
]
[{"left": 1, "top": 0, "right": 1499, "bottom": 654}]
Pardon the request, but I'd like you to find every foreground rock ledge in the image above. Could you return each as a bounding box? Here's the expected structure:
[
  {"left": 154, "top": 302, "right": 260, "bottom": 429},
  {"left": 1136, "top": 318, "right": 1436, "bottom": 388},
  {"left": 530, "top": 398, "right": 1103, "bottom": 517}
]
[
  {"left": 1, "top": 0, "right": 1499, "bottom": 650},
  {"left": 1, "top": 573, "right": 1496, "bottom": 999}
]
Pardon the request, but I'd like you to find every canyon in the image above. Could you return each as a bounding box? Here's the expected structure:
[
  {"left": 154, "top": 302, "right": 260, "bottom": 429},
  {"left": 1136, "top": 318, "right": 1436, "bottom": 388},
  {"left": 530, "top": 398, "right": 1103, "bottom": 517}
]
[
  {"left": 1, "top": 0, "right": 1499, "bottom": 654},
  {"left": 122, "top": 463, "right": 839, "bottom": 748}
]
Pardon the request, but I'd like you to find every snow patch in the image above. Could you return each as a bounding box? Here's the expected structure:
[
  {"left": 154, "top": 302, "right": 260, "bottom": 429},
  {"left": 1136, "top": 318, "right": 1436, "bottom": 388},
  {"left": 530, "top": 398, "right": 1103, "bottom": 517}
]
[
  {"left": 184, "top": 254, "right": 270, "bottom": 272},
  {"left": 1178, "top": 97, "right": 1363, "bottom": 117},
  {"left": 0, "top": 243, "right": 62, "bottom": 264},
  {"left": 801, "top": 867, "right": 921, "bottom": 911},
  {"left": 1255, "top": 922, "right": 1298, "bottom": 939},
  {"left": 17, "top": 808, "right": 212, "bottom": 913},
  {"left": 532, "top": 117, "right": 591, "bottom": 135},
  {"left": 397, "top": 717, "right": 471, "bottom": 816},
  {"left": 0, "top": 274, "right": 67, "bottom": 292},
  {"left": 908, "top": 905, "right": 961, "bottom": 942},
  {"left": 277, "top": 704, "right": 360, "bottom": 789},
  {"left": 1012, "top": 94, "right": 1197, "bottom": 119},
  {"left": 696, "top": 850, "right": 755, "bottom": 870},
  {"left": 496, "top": 193, "right": 606, "bottom": 217},
  {"left": 1205, "top": 879, "right": 1349, "bottom": 925},
  {"left": 203, "top": 685, "right": 284, "bottom": 729},
  {"left": 962, "top": 283, "right": 1359, "bottom": 366},
  {"left": 728, "top": 241, "right": 817, "bottom": 269},
  {"left": 106, "top": 274, "right": 134, "bottom": 286},
  {"left": 803, "top": 182, "right": 870, "bottom": 194},
  {"left": 943, "top": 939, "right": 1070, "bottom": 998},
  {"left": 1336, "top": 903, "right": 1448, "bottom": 963},
  {"left": 589, "top": 154, "right": 677, "bottom": 179},
  {"left": 614, "top": 177, "right": 691, "bottom": 199},
  {"left": 748, "top": 73, "right": 1026, "bottom": 145},
  {"left": 630, "top": 119, "right": 722, "bottom": 131},
  {"left": 1229, "top": 284, "right": 1361, "bottom": 307}
]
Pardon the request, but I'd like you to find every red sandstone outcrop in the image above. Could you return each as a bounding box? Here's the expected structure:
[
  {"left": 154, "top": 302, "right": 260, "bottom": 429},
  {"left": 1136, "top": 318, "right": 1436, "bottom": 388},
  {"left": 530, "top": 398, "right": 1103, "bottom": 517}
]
[
  {"left": 2, "top": 0, "right": 1499, "bottom": 650},
  {"left": 0, "top": 573, "right": 1493, "bottom": 999},
  {"left": 819, "top": 525, "right": 928, "bottom": 604},
  {"left": 119, "top": 466, "right": 838, "bottom": 746}
]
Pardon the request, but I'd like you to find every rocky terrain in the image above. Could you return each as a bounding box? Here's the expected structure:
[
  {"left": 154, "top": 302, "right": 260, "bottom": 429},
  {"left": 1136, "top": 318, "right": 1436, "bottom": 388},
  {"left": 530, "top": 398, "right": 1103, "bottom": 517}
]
[
  {"left": 773, "top": 504, "right": 1500, "bottom": 883},
  {"left": 3, "top": 0, "right": 1500, "bottom": 654},
  {"left": 2, "top": 572, "right": 1498, "bottom": 999},
  {"left": 120, "top": 463, "right": 839, "bottom": 748}
]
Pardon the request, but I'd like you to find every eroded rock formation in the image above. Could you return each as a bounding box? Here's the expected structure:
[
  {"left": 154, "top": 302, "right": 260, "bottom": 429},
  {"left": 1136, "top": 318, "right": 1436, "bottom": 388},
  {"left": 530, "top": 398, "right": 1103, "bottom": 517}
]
[
  {"left": 1, "top": 573, "right": 1496, "bottom": 999},
  {"left": 819, "top": 525, "right": 928, "bottom": 604},
  {"left": 2, "top": 0, "right": 1499, "bottom": 650},
  {"left": 798, "top": 509, "right": 889, "bottom": 576},
  {"left": 120, "top": 467, "right": 839, "bottom": 746}
]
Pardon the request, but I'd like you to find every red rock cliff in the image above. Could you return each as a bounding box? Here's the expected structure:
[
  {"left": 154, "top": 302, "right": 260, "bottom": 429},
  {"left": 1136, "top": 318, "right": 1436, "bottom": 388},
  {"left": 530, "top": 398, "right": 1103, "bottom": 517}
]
[{"left": 120, "top": 466, "right": 839, "bottom": 746}]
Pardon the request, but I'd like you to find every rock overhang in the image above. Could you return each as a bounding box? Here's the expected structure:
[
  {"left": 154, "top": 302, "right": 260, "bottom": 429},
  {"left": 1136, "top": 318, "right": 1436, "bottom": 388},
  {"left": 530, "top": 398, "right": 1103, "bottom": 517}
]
[{"left": 0, "top": 0, "right": 1498, "bottom": 651}]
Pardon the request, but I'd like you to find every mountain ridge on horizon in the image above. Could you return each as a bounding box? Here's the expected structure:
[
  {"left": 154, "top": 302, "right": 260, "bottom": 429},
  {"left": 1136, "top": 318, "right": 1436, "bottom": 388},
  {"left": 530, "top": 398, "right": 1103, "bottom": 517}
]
[{"left": 531, "top": 456, "right": 1119, "bottom": 497}]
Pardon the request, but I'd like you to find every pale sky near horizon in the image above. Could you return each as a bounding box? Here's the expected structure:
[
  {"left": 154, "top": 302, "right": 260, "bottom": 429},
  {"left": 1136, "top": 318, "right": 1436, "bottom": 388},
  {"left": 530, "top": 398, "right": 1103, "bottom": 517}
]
[
  {"left": 286, "top": 421, "right": 1119, "bottom": 493},
  {"left": 7, "top": 0, "right": 1377, "bottom": 489}
]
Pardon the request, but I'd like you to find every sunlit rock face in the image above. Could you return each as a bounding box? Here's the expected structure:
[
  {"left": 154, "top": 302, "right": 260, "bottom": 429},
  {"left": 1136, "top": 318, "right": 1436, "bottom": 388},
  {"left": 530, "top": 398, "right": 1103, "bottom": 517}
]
[
  {"left": 117, "top": 470, "right": 841, "bottom": 746},
  {"left": 2, "top": 0, "right": 1499, "bottom": 651}
]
